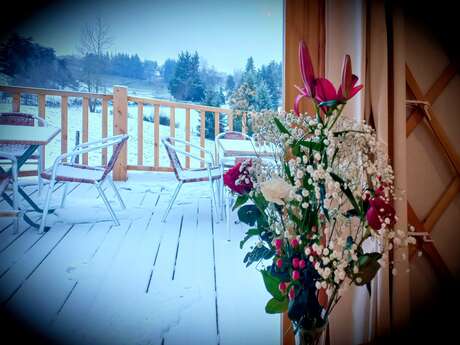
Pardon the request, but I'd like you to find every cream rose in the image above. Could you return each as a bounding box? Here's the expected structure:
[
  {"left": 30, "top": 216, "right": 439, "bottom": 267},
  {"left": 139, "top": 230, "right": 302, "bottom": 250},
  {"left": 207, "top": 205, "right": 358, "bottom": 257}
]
[{"left": 260, "top": 177, "right": 294, "bottom": 205}]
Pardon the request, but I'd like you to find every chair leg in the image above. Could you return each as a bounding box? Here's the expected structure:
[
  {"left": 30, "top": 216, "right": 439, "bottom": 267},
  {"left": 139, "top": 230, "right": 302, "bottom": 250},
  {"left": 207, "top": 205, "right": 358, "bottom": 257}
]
[
  {"left": 37, "top": 148, "right": 43, "bottom": 195},
  {"left": 96, "top": 183, "right": 120, "bottom": 226},
  {"left": 162, "top": 182, "right": 183, "bottom": 223},
  {"left": 226, "top": 190, "right": 232, "bottom": 242},
  {"left": 108, "top": 178, "right": 126, "bottom": 209},
  {"left": 11, "top": 161, "right": 20, "bottom": 234},
  {"left": 39, "top": 179, "right": 55, "bottom": 234},
  {"left": 60, "top": 183, "right": 69, "bottom": 208},
  {"left": 208, "top": 176, "right": 219, "bottom": 223}
]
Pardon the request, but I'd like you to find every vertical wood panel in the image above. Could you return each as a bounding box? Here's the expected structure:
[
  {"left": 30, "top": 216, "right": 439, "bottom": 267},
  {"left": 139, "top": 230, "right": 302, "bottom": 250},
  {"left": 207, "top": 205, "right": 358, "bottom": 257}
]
[
  {"left": 284, "top": 0, "right": 325, "bottom": 114},
  {"left": 154, "top": 104, "right": 160, "bottom": 168},
  {"left": 82, "top": 97, "right": 89, "bottom": 165},
  {"left": 200, "top": 110, "right": 206, "bottom": 168},
  {"left": 170, "top": 107, "right": 176, "bottom": 137},
  {"left": 242, "top": 112, "right": 247, "bottom": 135},
  {"left": 214, "top": 111, "right": 220, "bottom": 137},
  {"left": 169, "top": 107, "right": 176, "bottom": 168},
  {"left": 12, "top": 93, "right": 20, "bottom": 112},
  {"left": 185, "top": 108, "right": 191, "bottom": 169},
  {"left": 137, "top": 102, "right": 144, "bottom": 165},
  {"left": 227, "top": 111, "right": 233, "bottom": 131},
  {"left": 61, "top": 96, "right": 68, "bottom": 157},
  {"left": 282, "top": 2, "right": 325, "bottom": 344},
  {"left": 101, "top": 98, "right": 108, "bottom": 165},
  {"left": 112, "top": 86, "right": 128, "bottom": 181}
]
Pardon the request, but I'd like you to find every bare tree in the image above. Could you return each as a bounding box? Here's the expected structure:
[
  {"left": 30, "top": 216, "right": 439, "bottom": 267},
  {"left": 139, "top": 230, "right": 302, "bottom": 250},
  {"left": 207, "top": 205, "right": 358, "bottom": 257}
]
[{"left": 78, "top": 16, "right": 113, "bottom": 111}]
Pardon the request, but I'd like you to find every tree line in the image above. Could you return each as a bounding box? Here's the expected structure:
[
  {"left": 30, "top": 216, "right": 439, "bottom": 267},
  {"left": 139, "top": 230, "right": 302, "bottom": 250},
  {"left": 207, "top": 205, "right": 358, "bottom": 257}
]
[{"left": 0, "top": 33, "right": 282, "bottom": 138}]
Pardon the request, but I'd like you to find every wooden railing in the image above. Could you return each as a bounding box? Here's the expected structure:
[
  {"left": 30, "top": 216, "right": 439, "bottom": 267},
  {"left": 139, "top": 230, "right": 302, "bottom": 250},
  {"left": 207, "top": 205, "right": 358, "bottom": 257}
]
[{"left": 0, "top": 85, "right": 241, "bottom": 181}]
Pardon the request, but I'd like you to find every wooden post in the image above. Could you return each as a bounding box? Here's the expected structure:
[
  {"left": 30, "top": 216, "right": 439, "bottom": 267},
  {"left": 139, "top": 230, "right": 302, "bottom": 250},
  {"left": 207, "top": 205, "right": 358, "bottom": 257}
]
[
  {"left": 61, "top": 96, "right": 68, "bottom": 157},
  {"left": 101, "top": 97, "right": 108, "bottom": 165},
  {"left": 38, "top": 94, "right": 46, "bottom": 169},
  {"left": 154, "top": 105, "right": 160, "bottom": 168},
  {"left": 200, "top": 110, "right": 206, "bottom": 167},
  {"left": 12, "top": 93, "right": 20, "bottom": 112},
  {"left": 137, "top": 102, "right": 144, "bottom": 166},
  {"left": 113, "top": 86, "right": 128, "bottom": 181},
  {"left": 185, "top": 108, "right": 191, "bottom": 169},
  {"left": 82, "top": 97, "right": 89, "bottom": 165}
]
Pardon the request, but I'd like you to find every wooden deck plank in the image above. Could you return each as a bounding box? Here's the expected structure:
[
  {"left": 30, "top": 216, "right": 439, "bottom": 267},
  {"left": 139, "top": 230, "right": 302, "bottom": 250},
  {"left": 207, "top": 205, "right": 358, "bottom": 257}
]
[
  {"left": 164, "top": 197, "right": 219, "bottom": 345},
  {"left": 213, "top": 203, "right": 280, "bottom": 345},
  {"left": 0, "top": 173, "right": 280, "bottom": 345}
]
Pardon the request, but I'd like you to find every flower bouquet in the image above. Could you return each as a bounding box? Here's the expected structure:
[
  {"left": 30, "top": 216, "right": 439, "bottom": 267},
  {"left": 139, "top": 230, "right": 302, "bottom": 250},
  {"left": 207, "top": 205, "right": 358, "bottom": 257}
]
[{"left": 224, "top": 41, "right": 414, "bottom": 345}]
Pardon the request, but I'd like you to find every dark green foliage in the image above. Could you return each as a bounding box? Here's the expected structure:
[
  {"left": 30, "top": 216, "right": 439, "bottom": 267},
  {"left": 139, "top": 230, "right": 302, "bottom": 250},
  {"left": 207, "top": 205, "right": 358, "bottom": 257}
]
[
  {"left": 0, "top": 34, "right": 76, "bottom": 89},
  {"left": 168, "top": 51, "right": 204, "bottom": 102}
]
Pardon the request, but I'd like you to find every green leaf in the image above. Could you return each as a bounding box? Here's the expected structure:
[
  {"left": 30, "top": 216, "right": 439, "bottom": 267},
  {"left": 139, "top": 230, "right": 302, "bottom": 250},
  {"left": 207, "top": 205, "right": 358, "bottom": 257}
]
[
  {"left": 318, "top": 100, "right": 344, "bottom": 108},
  {"left": 237, "top": 205, "right": 260, "bottom": 226},
  {"left": 274, "top": 117, "right": 290, "bottom": 135},
  {"left": 355, "top": 252, "right": 382, "bottom": 286},
  {"left": 298, "top": 140, "right": 323, "bottom": 152},
  {"left": 329, "top": 172, "right": 361, "bottom": 215},
  {"left": 243, "top": 246, "right": 275, "bottom": 267},
  {"left": 261, "top": 270, "right": 284, "bottom": 300},
  {"left": 265, "top": 297, "right": 288, "bottom": 314},
  {"left": 240, "top": 228, "right": 261, "bottom": 249},
  {"left": 232, "top": 194, "right": 249, "bottom": 211}
]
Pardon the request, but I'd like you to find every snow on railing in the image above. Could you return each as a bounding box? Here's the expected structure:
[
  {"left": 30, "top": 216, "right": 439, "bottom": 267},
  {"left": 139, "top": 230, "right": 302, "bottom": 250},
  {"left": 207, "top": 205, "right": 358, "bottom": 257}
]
[{"left": 0, "top": 85, "right": 246, "bottom": 181}]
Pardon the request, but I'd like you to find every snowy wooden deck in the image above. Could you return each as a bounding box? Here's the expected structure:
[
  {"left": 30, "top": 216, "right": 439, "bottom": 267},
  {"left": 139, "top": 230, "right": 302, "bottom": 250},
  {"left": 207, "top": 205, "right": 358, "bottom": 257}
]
[{"left": 0, "top": 172, "right": 279, "bottom": 345}]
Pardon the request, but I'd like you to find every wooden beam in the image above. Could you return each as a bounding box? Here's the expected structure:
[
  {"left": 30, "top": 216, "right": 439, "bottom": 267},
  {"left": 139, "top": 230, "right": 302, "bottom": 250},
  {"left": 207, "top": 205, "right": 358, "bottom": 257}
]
[
  {"left": 60, "top": 96, "right": 68, "bottom": 157},
  {"left": 424, "top": 177, "right": 460, "bottom": 232},
  {"left": 424, "top": 62, "right": 459, "bottom": 103},
  {"left": 407, "top": 203, "right": 452, "bottom": 281}
]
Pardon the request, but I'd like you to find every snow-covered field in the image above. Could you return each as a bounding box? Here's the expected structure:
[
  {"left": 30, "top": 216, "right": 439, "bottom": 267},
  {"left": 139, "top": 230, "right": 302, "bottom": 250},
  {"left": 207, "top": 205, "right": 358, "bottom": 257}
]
[{"left": 0, "top": 100, "right": 222, "bottom": 170}]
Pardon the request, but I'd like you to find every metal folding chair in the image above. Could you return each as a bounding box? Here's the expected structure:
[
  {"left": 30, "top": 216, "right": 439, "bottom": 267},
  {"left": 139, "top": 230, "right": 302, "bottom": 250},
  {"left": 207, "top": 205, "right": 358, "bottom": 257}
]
[
  {"left": 38, "top": 134, "right": 129, "bottom": 233},
  {"left": 161, "top": 137, "right": 222, "bottom": 222}
]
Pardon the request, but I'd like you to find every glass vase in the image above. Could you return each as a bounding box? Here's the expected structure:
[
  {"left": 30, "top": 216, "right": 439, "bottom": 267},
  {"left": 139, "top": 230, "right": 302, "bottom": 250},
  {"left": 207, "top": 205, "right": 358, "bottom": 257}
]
[{"left": 295, "top": 323, "right": 328, "bottom": 345}]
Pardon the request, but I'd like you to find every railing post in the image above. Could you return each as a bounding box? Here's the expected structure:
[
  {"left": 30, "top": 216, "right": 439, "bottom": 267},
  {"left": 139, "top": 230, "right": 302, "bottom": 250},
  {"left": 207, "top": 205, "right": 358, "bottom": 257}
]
[{"left": 113, "top": 85, "right": 128, "bottom": 181}]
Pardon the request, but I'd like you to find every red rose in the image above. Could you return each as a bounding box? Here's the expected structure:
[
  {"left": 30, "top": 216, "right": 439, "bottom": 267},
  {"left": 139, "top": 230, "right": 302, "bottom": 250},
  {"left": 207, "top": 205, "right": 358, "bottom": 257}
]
[
  {"left": 223, "top": 161, "right": 253, "bottom": 195},
  {"left": 366, "top": 192, "right": 396, "bottom": 231}
]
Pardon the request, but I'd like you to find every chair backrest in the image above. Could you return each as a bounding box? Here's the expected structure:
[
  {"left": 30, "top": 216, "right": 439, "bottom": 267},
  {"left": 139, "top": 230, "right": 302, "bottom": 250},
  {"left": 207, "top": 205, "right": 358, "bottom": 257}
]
[
  {"left": 216, "top": 131, "right": 251, "bottom": 141},
  {"left": 0, "top": 112, "right": 35, "bottom": 126},
  {"left": 162, "top": 137, "right": 184, "bottom": 180},
  {"left": 101, "top": 135, "right": 129, "bottom": 179}
]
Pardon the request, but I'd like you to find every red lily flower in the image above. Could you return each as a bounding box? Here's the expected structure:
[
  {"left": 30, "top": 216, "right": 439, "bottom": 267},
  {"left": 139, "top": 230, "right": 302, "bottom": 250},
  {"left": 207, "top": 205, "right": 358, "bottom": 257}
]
[
  {"left": 294, "top": 41, "right": 316, "bottom": 115},
  {"left": 338, "top": 55, "right": 363, "bottom": 100}
]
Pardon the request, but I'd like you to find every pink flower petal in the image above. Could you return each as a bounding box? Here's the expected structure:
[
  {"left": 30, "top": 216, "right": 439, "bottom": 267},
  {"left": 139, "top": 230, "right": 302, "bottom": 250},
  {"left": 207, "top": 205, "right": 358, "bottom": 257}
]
[
  {"left": 299, "top": 41, "right": 316, "bottom": 97},
  {"left": 315, "top": 78, "right": 338, "bottom": 103}
]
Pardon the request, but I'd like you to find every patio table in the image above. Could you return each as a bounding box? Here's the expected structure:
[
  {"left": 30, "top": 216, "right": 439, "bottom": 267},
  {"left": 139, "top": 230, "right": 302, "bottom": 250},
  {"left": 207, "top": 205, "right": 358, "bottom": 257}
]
[
  {"left": 0, "top": 124, "right": 61, "bottom": 231},
  {"left": 217, "top": 138, "right": 275, "bottom": 239}
]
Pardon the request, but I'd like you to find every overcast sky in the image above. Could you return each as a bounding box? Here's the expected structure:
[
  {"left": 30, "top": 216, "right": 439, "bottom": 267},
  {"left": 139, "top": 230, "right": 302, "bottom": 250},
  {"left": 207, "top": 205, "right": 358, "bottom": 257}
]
[{"left": 13, "top": 0, "right": 283, "bottom": 74}]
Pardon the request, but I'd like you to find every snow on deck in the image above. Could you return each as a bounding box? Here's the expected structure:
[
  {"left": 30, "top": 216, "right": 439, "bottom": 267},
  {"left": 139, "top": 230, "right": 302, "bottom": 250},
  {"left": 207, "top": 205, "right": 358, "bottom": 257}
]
[{"left": 0, "top": 172, "right": 279, "bottom": 345}]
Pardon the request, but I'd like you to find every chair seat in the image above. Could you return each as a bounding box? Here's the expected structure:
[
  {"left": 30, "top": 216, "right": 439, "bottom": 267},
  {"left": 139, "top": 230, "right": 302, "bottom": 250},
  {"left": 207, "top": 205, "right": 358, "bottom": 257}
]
[
  {"left": 0, "top": 144, "right": 39, "bottom": 159},
  {"left": 179, "top": 166, "right": 222, "bottom": 183},
  {"left": 41, "top": 164, "right": 105, "bottom": 184}
]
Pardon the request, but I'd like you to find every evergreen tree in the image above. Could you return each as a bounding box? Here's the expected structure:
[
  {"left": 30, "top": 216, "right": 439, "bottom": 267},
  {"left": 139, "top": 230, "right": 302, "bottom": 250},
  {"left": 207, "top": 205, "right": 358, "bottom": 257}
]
[
  {"left": 161, "top": 59, "right": 176, "bottom": 84},
  {"left": 255, "top": 80, "right": 271, "bottom": 111},
  {"left": 168, "top": 51, "right": 204, "bottom": 102},
  {"left": 225, "top": 75, "right": 235, "bottom": 94},
  {"left": 0, "top": 33, "right": 76, "bottom": 89}
]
